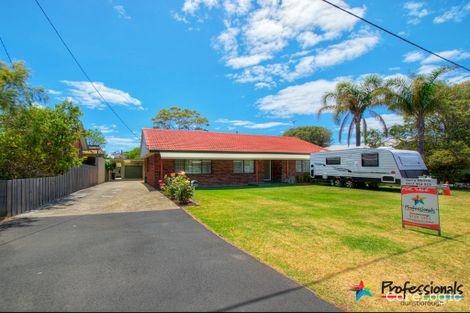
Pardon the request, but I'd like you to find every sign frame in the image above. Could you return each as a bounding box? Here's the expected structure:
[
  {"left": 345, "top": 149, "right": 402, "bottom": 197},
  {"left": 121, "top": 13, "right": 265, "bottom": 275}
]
[{"left": 401, "top": 178, "right": 441, "bottom": 236}]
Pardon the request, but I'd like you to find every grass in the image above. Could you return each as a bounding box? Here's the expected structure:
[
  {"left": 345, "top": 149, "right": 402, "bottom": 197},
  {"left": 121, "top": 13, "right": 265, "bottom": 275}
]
[{"left": 187, "top": 185, "right": 470, "bottom": 312}]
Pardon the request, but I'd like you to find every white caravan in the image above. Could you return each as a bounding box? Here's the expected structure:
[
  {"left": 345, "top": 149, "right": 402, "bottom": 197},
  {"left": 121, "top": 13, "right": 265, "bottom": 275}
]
[{"left": 310, "top": 147, "right": 429, "bottom": 188}]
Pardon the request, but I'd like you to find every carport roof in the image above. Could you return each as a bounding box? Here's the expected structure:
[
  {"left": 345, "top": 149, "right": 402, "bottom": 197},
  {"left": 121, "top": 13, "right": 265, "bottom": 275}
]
[{"left": 142, "top": 129, "right": 326, "bottom": 154}]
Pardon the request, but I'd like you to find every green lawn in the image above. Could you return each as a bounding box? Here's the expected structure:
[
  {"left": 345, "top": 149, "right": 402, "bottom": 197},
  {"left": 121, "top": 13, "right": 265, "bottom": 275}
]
[{"left": 187, "top": 185, "right": 470, "bottom": 312}]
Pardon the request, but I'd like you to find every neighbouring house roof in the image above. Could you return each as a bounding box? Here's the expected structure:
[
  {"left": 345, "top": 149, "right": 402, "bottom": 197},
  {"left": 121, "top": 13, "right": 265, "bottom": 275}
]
[{"left": 141, "top": 129, "right": 326, "bottom": 155}]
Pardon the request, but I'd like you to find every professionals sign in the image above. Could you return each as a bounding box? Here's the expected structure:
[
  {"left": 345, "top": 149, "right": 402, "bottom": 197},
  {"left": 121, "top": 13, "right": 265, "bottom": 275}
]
[{"left": 401, "top": 178, "right": 441, "bottom": 235}]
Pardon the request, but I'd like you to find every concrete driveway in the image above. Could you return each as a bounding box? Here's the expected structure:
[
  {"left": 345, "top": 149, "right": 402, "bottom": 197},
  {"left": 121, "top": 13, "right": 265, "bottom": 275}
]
[{"left": 0, "top": 181, "right": 339, "bottom": 312}]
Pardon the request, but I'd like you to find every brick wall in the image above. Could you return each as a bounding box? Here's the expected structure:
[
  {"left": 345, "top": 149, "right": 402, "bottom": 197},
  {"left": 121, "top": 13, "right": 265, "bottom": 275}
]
[
  {"left": 145, "top": 153, "right": 299, "bottom": 188},
  {"left": 144, "top": 154, "right": 157, "bottom": 187},
  {"left": 162, "top": 159, "right": 267, "bottom": 187}
]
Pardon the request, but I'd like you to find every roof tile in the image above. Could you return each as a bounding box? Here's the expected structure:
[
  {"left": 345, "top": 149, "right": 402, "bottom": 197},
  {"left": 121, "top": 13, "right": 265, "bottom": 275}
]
[{"left": 142, "top": 129, "right": 326, "bottom": 154}]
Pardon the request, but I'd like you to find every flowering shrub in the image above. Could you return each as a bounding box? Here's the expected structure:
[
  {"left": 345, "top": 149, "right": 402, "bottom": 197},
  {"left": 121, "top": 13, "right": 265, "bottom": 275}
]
[{"left": 160, "top": 172, "right": 193, "bottom": 204}]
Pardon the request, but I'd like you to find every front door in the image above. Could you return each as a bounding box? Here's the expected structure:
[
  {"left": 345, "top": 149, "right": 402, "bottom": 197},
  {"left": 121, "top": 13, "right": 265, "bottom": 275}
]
[{"left": 264, "top": 160, "right": 271, "bottom": 181}]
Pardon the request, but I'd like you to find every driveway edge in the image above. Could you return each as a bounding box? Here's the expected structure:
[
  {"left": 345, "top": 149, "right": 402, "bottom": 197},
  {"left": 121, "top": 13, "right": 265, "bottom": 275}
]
[{"left": 180, "top": 206, "right": 343, "bottom": 312}]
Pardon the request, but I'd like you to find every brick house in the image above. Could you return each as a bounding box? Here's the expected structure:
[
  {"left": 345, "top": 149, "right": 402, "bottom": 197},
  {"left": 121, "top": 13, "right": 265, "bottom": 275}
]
[{"left": 140, "top": 129, "right": 326, "bottom": 188}]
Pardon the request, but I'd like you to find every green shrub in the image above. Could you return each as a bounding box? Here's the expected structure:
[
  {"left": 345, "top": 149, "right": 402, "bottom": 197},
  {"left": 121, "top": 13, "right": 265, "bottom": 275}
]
[{"left": 161, "top": 173, "right": 193, "bottom": 204}]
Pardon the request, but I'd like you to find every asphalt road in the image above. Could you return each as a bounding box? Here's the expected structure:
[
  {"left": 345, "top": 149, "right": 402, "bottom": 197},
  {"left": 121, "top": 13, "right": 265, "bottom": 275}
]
[{"left": 0, "top": 183, "right": 339, "bottom": 312}]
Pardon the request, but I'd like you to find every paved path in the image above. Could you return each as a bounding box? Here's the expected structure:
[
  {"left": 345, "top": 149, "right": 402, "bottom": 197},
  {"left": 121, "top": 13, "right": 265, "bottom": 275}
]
[{"left": 0, "top": 181, "right": 339, "bottom": 312}]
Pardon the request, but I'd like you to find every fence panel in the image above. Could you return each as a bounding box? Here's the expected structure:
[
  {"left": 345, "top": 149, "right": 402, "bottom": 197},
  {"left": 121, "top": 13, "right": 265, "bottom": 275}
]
[
  {"left": 0, "top": 165, "right": 99, "bottom": 218},
  {"left": 0, "top": 180, "right": 6, "bottom": 217}
]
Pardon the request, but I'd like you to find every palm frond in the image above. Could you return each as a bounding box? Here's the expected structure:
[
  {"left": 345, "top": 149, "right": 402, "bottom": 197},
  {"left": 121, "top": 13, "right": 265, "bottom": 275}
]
[
  {"left": 317, "top": 104, "right": 337, "bottom": 119},
  {"left": 347, "top": 119, "right": 355, "bottom": 147},
  {"left": 368, "top": 110, "right": 389, "bottom": 136},
  {"left": 338, "top": 113, "right": 350, "bottom": 143},
  {"left": 362, "top": 118, "right": 367, "bottom": 146}
]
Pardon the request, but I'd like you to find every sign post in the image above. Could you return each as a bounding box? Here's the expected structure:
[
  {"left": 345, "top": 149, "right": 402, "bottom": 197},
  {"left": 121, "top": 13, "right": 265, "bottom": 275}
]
[{"left": 401, "top": 178, "right": 441, "bottom": 236}]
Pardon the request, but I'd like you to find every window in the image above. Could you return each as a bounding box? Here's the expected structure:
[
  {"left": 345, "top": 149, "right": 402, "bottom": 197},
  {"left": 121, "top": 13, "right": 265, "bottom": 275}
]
[
  {"left": 175, "top": 160, "right": 211, "bottom": 174},
  {"left": 362, "top": 153, "right": 379, "bottom": 167},
  {"left": 326, "top": 157, "right": 341, "bottom": 165},
  {"left": 234, "top": 160, "right": 255, "bottom": 174},
  {"left": 296, "top": 160, "right": 310, "bottom": 172}
]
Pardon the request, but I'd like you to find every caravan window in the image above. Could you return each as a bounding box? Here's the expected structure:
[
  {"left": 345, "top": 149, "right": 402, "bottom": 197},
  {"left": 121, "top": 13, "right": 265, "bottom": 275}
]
[
  {"left": 398, "top": 155, "right": 421, "bottom": 166},
  {"left": 326, "top": 157, "right": 341, "bottom": 165},
  {"left": 362, "top": 153, "right": 379, "bottom": 167}
]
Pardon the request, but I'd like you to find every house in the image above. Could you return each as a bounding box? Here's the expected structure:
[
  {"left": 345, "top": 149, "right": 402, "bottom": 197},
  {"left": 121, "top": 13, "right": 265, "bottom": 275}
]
[{"left": 140, "top": 129, "right": 326, "bottom": 188}]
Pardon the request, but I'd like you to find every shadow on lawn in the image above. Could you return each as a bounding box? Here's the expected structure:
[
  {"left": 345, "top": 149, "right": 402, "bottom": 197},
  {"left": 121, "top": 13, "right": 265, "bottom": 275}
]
[{"left": 215, "top": 230, "right": 470, "bottom": 312}]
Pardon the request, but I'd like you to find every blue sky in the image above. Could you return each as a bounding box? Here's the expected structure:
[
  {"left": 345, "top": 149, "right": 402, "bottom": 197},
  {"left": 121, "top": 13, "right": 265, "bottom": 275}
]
[{"left": 1, "top": 0, "right": 469, "bottom": 152}]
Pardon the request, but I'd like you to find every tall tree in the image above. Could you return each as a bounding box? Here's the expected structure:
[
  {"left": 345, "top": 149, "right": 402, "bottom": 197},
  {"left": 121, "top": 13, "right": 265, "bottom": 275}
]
[
  {"left": 0, "top": 61, "right": 47, "bottom": 111},
  {"left": 319, "top": 75, "right": 389, "bottom": 147},
  {"left": 86, "top": 129, "right": 107, "bottom": 147},
  {"left": 0, "top": 101, "right": 84, "bottom": 179},
  {"left": 385, "top": 68, "right": 448, "bottom": 155},
  {"left": 126, "top": 147, "right": 141, "bottom": 160},
  {"left": 152, "top": 106, "right": 209, "bottom": 131},
  {"left": 283, "top": 126, "right": 332, "bottom": 147}
]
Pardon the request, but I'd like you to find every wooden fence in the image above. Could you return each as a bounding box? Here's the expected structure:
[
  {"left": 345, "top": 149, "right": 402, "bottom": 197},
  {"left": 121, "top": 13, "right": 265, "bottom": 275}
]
[{"left": 0, "top": 165, "right": 99, "bottom": 217}]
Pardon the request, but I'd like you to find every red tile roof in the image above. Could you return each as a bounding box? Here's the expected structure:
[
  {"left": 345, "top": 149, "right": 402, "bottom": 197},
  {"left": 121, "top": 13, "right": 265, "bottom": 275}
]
[{"left": 142, "top": 129, "right": 326, "bottom": 154}]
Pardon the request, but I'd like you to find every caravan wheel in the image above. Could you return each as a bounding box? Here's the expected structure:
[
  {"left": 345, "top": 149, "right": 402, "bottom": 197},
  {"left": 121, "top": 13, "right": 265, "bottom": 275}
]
[
  {"left": 334, "top": 179, "right": 343, "bottom": 187},
  {"left": 345, "top": 180, "right": 355, "bottom": 188}
]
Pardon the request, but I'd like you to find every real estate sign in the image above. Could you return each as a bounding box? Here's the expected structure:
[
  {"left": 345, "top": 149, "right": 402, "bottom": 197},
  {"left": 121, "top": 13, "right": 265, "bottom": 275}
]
[{"left": 401, "top": 178, "right": 441, "bottom": 235}]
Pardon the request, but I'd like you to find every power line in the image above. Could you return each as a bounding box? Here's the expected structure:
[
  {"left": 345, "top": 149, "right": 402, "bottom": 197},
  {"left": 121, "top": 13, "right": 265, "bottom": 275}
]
[
  {"left": 320, "top": 0, "right": 470, "bottom": 73},
  {"left": 33, "top": 0, "right": 139, "bottom": 139},
  {"left": 0, "top": 35, "right": 13, "bottom": 65}
]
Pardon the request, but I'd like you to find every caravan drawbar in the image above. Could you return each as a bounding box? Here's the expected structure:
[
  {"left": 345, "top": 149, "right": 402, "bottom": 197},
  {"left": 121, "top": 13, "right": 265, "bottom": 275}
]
[{"left": 310, "top": 147, "right": 429, "bottom": 188}]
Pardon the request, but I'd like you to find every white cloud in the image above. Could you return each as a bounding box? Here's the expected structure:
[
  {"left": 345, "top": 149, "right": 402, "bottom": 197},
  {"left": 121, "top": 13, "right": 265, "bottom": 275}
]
[
  {"left": 223, "top": 0, "right": 252, "bottom": 15},
  {"left": 421, "top": 49, "right": 470, "bottom": 64},
  {"left": 403, "top": 51, "right": 424, "bottom": 63},
  {"left": 256, "top": 78, "right": 340, "bottom": 118},
  {"left": 403, "top": 2, "right": 429, "bottom": 24},
  {"left": 297, "top": 31, "right": 323, "bottom": 49},
  {"left": 47, "top": 89, "right": 62, "bottom": 95},
  {"left": 434, "top": 2, "right": 470, "bottom": 24},
  {"left": 445, "top": 73, "right": 470, "bottom": 84},
  {"left": 92, "top": 124, "right": 118, "bottom": 134},
  {"left": 113, "top": 5, "right": 131, "bottom": 20},
  {"left": 172, "top": 12, "right": 189, "bottom": 24},
  {"left": 61, "top": 81, "right": 142, "bottom": 110},
  {"left": 226, "top": 53, "right": 273, "bottom": 69},
  {"left": 216, "top": 118, "right": 290, "bottom": 129},
  {"left": 183, "top": 0, "right": 219, "bottom": 14},
  {"left": 105, "top": 136, "right": 140, "bottom": 150},
  {"left": 288, "top": 30, "right": 379, "bottom": 80},
  {"left": 365, "top": 113, "right": 403, "bottom": 130},
  {"left": 178, "top": 0, "right": 371, "bottom": 86},
  {"left": 228, "top": 30, "right": 379, "bottom": 85},
  {"left": 404, "top": 49, "right": 470, "bottom": 78}
]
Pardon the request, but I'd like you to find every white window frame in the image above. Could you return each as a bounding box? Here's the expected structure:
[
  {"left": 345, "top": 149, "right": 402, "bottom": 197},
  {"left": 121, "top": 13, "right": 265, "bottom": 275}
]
[
  {"left": 175, "top": 159, "right": 212, "bottom": 174},
  {"left": 296, "top": 160, "right": 310, "bottom": 173}
]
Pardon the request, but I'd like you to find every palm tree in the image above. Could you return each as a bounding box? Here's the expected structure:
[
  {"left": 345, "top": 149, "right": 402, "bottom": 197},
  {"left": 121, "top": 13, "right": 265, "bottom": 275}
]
[
  {"left": 319, "top": 75, "right": 389, "bottom": 147},
  {"left": 385, "top": 68, "right": 448, "bottom": 155}
]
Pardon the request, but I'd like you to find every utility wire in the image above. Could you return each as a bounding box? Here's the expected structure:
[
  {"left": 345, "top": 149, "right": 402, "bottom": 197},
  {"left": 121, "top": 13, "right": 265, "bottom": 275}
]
[
  {"left": 320, "top": 0, "right": 470, "bottom": 73},
  {"left": 0, "top": 35, "right": 13, "bottom": 65},
  {"left": 33, "top": 0, "right": 139, "bottom": 139}
]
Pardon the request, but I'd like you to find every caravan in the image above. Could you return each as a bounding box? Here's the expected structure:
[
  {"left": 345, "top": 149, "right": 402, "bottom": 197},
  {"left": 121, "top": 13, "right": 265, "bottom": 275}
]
[{"left": 310, "top": 147, "right": 429, "bottom": 188}]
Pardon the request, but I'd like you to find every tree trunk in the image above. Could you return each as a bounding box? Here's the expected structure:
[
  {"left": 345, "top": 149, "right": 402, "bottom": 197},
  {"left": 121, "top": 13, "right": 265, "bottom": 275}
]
[
  {"left": 355, "top": 119, "right": 361, "bottom": 147},
  {"left": 416, "top": 116, "right": 425, "bottom": 155}
]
